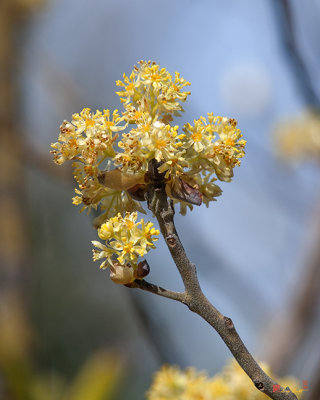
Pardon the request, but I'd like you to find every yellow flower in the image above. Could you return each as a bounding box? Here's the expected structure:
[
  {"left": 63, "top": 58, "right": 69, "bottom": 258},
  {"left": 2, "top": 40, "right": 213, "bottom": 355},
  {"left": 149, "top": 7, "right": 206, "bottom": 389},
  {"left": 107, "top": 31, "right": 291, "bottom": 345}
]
[
  {"left": 115, "top": 119, "right": 183, "bottom": 174},
  {"left": 72, "top": 108, "right": 105, "bottom": 135},
  {"left": 116, "top": 60, "right": 190, "bottom": 121},
  {"left": 91, "top": 241, "right": 115, "bottom": 270},
  {"left": 183, "top": 116, "right": 214, "bottom": 153},
  {"left": 139, "top": 219, "right": 160, "bottom": 247}
]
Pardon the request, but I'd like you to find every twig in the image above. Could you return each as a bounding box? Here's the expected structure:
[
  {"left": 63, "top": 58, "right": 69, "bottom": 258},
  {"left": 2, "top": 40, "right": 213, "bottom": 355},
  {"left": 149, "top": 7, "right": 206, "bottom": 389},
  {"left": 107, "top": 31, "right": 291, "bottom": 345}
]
[
  {"left": 271, "top": 0, "right": 320, "bottom": 107},
  {"left": 126, "top": 280, "right": 186, "bottom": 303},
  {"left": 127, "top": 174, "right": 298, "bottom": 400}
]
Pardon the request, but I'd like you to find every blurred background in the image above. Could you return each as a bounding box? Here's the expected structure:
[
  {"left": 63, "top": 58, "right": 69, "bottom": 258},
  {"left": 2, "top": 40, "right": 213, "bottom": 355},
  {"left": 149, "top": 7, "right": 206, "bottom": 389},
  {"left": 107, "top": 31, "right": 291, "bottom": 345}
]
[{"left": 1, "top": 0, "right": 320, "bottom": 399}]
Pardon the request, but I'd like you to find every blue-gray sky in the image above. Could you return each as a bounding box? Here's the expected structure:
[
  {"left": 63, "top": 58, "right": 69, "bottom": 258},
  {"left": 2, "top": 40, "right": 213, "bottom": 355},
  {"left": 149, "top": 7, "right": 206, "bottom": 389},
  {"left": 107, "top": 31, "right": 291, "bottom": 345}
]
[{"left": 22, "top": 0, "right": 320, "bottom": 388}]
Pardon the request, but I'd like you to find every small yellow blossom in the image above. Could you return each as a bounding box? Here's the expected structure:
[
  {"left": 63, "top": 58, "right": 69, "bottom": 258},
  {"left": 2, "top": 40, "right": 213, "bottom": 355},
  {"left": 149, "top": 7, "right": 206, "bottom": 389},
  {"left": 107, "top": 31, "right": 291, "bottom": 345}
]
[
  {"left": 116, "top": 61, "right": 191, "bottom": 121},
  {"left": 183, "top": 116, "right": 213, "bottom": 153},
  {"left": 139, "top": 219, "right": 160, "bottom": 248}
]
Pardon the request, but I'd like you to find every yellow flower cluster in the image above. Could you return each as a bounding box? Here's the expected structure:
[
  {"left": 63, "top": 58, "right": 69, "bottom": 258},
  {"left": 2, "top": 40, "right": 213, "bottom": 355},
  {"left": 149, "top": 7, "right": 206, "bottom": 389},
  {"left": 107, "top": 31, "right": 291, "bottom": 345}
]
[
  {"left": 51, "top": 108, "right": 121, "bottom": 166},
  {"left": 147, "top": 359, "right": 303, "bottom": 400},
  {"left": 51, "top": 108, "right": 139, "bottom": 221},
  {"left": 275, "top": 110, "right": 320, "bottom": 163},
  {"left": 51, "top": 61, "right": 246, "bottom": 282},
  {"left": 180, "top": 114, "right": 245, "bottom": 183},
  {"left": 92, "top": 212, "right": 159, "bottom": 269}
]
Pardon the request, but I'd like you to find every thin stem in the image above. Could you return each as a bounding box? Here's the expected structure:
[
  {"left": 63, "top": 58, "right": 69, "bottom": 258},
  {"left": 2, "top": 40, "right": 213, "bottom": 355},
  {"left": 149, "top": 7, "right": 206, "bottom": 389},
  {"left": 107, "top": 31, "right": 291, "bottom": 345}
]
[
  {"left": 135, "top": 180, "right": 298, "bottom": 400},
  {"left": 126, "top": 279, "right": 186, "bottom": 303}
]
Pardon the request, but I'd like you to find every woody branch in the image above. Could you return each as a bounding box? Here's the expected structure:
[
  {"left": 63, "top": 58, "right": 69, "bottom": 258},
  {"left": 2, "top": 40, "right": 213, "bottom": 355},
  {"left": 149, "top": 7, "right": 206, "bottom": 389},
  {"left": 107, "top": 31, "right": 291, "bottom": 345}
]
[{"left": 128, "top": 168, "right": 298, "bottom": 400}]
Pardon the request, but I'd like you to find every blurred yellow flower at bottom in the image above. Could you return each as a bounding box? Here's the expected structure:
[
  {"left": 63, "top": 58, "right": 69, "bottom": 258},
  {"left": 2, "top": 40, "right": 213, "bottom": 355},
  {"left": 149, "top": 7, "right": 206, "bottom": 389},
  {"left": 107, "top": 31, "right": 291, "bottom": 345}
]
[{"left": 146, "top": 359, "right": 303, "bottom": 400}]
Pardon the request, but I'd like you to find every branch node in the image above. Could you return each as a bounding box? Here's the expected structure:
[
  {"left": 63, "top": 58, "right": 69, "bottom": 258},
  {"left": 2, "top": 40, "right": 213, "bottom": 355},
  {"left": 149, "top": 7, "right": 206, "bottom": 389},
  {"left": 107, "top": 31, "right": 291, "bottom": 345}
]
[
  {"left": 254, "top": 380, "right": 264, "bottom": 391},
  {"left": 161, "top": 208, "right": 174, "bottom": 222},
  {"left": 166, "top": 233, "right": 177, "bottom": 248},
  {"left": 224, "top": 316, "right": 234, "bottom": 329}
]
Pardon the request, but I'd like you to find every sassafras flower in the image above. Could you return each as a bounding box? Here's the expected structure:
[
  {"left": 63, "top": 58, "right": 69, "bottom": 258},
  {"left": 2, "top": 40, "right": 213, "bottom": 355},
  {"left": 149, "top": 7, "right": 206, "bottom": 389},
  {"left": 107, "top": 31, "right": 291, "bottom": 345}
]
[
  {"left": 182, "top": 116, "right": 214, "bottom": 153},
  {"left": 139, "top": 219, "right": 160, "bottom": 248},
  {"left": 52, "top": 63, "right": 246, "bottom": 221},
  {"left": 157, "top": 150, "right": 187, "bottom": 180},
  {"left": 72, "top": 108, "right": 105, "bottom": 136}
]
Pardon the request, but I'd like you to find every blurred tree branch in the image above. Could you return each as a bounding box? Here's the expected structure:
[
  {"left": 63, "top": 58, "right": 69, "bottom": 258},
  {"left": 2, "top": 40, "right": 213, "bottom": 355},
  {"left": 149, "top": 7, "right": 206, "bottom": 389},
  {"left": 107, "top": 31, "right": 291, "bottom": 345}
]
[
  {"left": 0, "top": 1, "right": 44, "bottom": 398},
  {"left": 265, "top": 0, "right": 320, "bottom": 381},
  {"left": 272, "top": 0, "right": 320, "bottom": 107},
  {"left": 265, "top": 202, "right": 320, "bottom": 374}
]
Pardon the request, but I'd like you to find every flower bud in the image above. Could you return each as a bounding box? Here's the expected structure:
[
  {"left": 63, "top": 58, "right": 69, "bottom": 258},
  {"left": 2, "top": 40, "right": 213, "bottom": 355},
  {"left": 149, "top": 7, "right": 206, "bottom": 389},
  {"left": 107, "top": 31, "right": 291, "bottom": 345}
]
[
  {"left": 109, "top": 262, "right": 135, "bottom": 284},
  {"left": 134, "top": 260, "right": 150, "bottom": 279}
]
